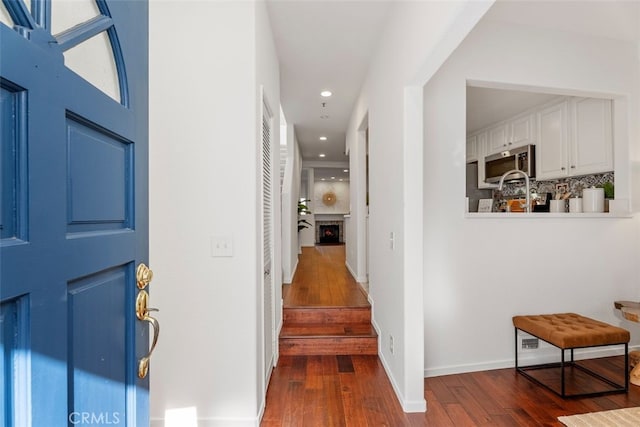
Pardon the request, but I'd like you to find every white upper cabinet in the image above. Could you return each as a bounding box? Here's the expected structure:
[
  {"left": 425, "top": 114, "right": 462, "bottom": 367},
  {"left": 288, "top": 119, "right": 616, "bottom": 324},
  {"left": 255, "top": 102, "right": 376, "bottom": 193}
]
[
  {"left": 488, "top": 113, "right": 535, "bottom": 154},
  {"left": 466, "top": 135, "right": 477, "bottom": 163},
  {"left": 536, "top": 98, "right": 612, "bottom": 180},
  {"left": 475, "top": 132, "right": 496, "bottom": 189},
  {"left": 511, "top": 114, "right": 535, "bottom": 147},
  {"left": 570, "top": 97, "right": 613, "bottom": 176},
  {"left": 488, "top": 123, "right": 509, "bottom": 153},
  {"left": 467, "top": 93, "right": 613, "bottom": 183},
  {"left": 536, "top": 100, "right": 569, "bottom": 180}
]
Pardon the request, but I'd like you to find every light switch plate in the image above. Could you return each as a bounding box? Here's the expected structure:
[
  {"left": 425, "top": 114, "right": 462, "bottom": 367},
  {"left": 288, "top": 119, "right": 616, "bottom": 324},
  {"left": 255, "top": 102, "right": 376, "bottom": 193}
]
[{"left": 211, "top": 235, "right": 233, "bottom": 257}]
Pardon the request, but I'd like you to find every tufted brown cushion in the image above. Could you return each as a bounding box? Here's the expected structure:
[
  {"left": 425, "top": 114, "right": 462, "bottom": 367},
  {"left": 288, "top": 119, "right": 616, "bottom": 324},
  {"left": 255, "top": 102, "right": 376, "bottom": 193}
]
[{"left": 513, "top": 313, "right": 630, "bottom": 349}]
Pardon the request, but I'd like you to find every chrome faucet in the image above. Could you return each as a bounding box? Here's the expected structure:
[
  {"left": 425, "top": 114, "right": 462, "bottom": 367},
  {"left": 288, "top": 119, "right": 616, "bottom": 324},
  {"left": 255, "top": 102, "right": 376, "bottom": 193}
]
[{"left": 498, "top": 169, "right": 531, "bottom": 213}]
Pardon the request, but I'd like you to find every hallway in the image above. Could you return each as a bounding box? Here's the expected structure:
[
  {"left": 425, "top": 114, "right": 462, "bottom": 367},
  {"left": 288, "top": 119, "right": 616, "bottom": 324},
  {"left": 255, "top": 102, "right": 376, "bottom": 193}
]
[{"left": 264, "top": 244, "right": 412, "bottom": 425}]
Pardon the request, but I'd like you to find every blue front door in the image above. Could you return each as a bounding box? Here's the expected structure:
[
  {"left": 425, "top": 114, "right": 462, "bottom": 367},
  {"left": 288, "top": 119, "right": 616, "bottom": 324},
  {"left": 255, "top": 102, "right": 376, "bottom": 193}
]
[{"left": 1, "top": 1, "right": 150, "bottom": 426}]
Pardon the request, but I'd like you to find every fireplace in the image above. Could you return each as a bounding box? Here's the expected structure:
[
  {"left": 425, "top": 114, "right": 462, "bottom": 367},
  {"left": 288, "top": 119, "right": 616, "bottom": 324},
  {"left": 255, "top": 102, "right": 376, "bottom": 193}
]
[
  {"left": 315, "top": 220, "right": 343, "bottom": 244},
  {"left": 319, "top": 225, "right": 339, "bottom": 243}
]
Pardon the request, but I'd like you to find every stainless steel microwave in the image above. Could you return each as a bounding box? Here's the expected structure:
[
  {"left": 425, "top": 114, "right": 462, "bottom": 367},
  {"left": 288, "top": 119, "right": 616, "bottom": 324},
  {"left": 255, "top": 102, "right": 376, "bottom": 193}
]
[{"left": 484, "top": 144, "right": 535, "bottom": 183}]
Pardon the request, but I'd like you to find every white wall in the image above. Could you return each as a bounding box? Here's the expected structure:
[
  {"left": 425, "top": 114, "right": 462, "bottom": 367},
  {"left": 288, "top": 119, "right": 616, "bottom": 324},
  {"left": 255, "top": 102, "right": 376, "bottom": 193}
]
[
  {"left": 345, "top": 115, "right": 368, "bottom": 283},
  {"left": 345, "top": 0, "right": 493, "bottom": 412},
  {"left": 422, "top": 16, "right": 640, "bottom": 377},
  {"left": 149, "top": 2, "right": 280, "bottom": 426},
  {"left": 281, "top": 124, "right": 301, "bottom": 283},
  {"left": 299, "top": 168, "right": 316, "bottom": 247},
  {"left": 313, "top": 181, "right": 350, "bottom": 214}
]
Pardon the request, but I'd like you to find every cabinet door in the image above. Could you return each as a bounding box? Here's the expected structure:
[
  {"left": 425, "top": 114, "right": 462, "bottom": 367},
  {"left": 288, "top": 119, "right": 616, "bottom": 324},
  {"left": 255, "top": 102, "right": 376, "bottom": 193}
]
[
  {"left": 475, "top": 132, "right": 495, "bottom": 189},
  {"left": 536, "top": 100, "right": 569, "bottom": 180},
  {"left": 510, "top": 114, "right": 535, "bottom": 148},
  {"left": 466, "top": 135, "right": 477, "bottom": 163},
  {"left": 488, "top": 123, "right": 509, "bottom": 153},
  {"left": 571, "top": 98, "right": 613, "bottom": 176}
]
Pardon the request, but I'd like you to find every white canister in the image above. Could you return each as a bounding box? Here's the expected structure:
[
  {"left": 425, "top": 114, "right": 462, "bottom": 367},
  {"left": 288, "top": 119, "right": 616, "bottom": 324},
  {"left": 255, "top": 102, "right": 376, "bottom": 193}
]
[
  {"left": 583, "top": 187, "right": 604, "bottom": 213},
  {"left": 569, "top": 198, "right": 583, "bottom": 213},
  {"left": 550, "top": 200, "right": 566, "bottom": 213}
]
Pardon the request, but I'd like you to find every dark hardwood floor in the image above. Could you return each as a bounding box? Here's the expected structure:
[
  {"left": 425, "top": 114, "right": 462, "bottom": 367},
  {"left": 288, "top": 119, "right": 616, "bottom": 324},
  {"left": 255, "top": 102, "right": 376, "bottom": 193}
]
[
  {"left": 263, "top": 245, "right": 640, "bottom": 426},
  {"left": 264, "top": 355, "right": 640, "bottom": 426}
]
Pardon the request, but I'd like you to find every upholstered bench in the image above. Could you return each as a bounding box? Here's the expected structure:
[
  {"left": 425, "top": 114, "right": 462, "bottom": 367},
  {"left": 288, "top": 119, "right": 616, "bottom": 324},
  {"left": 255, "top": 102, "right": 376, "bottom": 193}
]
[{"left": 513, "top": 313, "right": 629, "bottom": 398}]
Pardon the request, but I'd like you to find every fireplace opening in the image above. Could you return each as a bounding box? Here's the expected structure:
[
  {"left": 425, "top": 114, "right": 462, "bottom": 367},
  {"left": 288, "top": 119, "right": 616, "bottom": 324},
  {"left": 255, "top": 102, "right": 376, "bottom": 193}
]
[{"left": 319, "top": 224, "right": 340, "bottom": 244}]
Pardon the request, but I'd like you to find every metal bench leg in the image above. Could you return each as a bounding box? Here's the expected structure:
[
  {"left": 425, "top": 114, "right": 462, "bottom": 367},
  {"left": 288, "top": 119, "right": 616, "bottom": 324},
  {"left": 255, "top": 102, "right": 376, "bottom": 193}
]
[
  {"left": 514, "top": 327, "right": 519, "bottom": 370},
  {"left": 561, "top": 348, "right": 566, "bottom": 397}
]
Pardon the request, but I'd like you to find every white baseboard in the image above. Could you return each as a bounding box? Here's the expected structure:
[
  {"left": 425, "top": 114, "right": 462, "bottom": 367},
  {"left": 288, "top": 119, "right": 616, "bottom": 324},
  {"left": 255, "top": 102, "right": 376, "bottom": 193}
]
[
  {"left": 345, "top": 261, "right": 367, "bottom": 283},
  {"left": 378, "top": 349, "right": 427, "bottom": 413},
  {"left": 371, "top": 302, "right": 426, "bottom": 413},
  {"left": 152, "top": 416, "right": 260, "bottom": 427},
  {"left": 424, "top": 344, "right": 637, "bottom": 378},
  {"left": 283, "top": 259, "right": 298, "bottom": 284}
]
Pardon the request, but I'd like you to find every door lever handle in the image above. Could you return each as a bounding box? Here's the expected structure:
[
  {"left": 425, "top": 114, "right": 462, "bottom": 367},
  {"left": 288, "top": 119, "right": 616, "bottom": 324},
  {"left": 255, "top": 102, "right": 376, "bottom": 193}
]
[
  {"left": 136, "top": 289, "right": 160, "bottom": 378},
  {"left": 138, "top": 312, "right": 159, "bottom": 379}
]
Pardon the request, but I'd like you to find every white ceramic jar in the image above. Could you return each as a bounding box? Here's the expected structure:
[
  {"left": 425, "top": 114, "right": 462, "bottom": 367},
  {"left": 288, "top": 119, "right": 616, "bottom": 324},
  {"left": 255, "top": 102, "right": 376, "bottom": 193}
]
[
  {"left": 583, "top": 187, "right": 604, "bottom": 213},
  {"left": 569, "top": 198, "right": 583, "bottom": 213}
]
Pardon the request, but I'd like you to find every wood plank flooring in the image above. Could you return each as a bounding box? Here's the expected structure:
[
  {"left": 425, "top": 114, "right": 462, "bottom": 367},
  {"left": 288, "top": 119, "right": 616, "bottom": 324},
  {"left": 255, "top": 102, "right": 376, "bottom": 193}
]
[
  {"left": 280, "top": 245, "right": 377, "bottom": 356},
  {"left": 263, "top": 355, "right": 640, "bottom": 426},
  {"left": 283, "top": 245, "right": 369, "bottom": 307},
  {"left": 263, "top": 245, "right": 640, "bottom": 425}
]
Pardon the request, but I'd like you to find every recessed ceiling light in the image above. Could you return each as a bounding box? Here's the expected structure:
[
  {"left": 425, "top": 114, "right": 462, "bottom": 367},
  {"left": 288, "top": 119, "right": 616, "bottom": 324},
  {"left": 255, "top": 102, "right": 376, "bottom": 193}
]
[
  {"left": 319, "top": 136, "right": 327, "bottom": 141},
  {"left": 331, "top": 176, "right": 335, "bottom": 179},
  {"left": 343, "top": 169, "right": 348, "bottom": 172},
  {"left": 321, "top": 178, "right": 326, "bottom": 181},
  {"left": 319, "top": 153, "right": 326, "bottom": 158},
  {"left": 339, "top": 179, "right": 343, "bottom": 182},
  {"left": 320, "top": 90, "right": 332, "bottom": 97}
]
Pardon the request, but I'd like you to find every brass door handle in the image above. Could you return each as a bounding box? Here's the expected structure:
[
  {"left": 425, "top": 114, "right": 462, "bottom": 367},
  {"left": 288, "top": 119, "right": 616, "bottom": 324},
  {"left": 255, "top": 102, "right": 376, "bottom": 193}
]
[{"left": 136, "top": 289, "right": 160, "bottom": 378}]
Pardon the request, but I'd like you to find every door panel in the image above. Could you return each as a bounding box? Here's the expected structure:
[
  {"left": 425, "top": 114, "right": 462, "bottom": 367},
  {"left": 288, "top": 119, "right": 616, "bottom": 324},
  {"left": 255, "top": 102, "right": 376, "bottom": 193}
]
[
  {"left": 67, "top": 265, "right": 130, "bottom": 425},
  {"left": 0, "top": 84, "right": 24, "bottom": 241},
  {"left": 66, "top": 116, "right": 132, "bottom": 233},
  {"left": 0, "top": 1, "right": 149, "bottom": 426}
]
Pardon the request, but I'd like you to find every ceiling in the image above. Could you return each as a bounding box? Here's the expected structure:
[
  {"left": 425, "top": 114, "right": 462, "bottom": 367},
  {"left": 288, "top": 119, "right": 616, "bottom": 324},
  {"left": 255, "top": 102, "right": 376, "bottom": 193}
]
[
  {"left": 484, "top": 0, "right": 640, "bottom": 43},
  {"left": 266, "top": 1, "right": 394, "bottom": 163},
  {"left": 267, "top": 0, "right": 640, "bottom": 163},
  {"left": 466, "top": 87, "right": 558, "bottom": 134}
]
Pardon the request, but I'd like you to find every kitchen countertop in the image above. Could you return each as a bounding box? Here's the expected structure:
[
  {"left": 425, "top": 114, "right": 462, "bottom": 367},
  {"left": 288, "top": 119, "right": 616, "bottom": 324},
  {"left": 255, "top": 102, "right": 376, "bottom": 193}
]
[{"left": 465, "top": 212, "right": 633, "bottom": 219}]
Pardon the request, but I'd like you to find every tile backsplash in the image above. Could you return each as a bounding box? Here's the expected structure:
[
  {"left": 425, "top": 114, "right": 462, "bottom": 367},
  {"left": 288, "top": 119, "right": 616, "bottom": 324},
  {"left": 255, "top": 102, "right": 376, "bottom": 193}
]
[{"left": 495, "top": 172, "right": 614, "bottom": 200}]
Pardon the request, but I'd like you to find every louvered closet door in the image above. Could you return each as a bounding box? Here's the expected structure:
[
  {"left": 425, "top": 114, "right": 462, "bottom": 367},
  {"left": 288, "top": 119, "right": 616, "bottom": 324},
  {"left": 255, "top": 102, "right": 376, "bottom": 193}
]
[{"left": 262, "top": 98, "right": 275, "bottom": 380}]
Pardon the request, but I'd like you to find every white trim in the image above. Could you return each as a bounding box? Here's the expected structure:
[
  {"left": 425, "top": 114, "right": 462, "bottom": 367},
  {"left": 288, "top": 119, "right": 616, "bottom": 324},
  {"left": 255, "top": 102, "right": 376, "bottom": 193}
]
[
  {"left": 378, "top": 350, "right": 428, "bottom": 413},
  {"left": 302, "top": 160, "right": 349, "bottom": 169},
  {"left": 152, "top": 417, "right": 260, "bottom": 427},
  {"left": 345, "top": 260, "right": 367, "bottom": 283},
  {"left": 259, "top": 86, "right": 277, "bottom": 400},
  {"left": 283, "top": 258, "right": 298, "bottom": 284},
  {"left": 424, "top": 345, "right": 636, "bottom": 378},
  {"left": 401, "top": 86, "right": 427, "bottom": 413}
]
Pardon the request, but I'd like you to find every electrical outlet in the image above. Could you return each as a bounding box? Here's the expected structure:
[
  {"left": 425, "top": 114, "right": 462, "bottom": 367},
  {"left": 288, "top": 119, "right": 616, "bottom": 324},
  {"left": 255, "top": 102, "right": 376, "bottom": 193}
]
[
  {"left": 389, "top": 335, "right": 394, "bottom": 354},
  {"left": 522, "top": 338, "right": 539, "bottom": 349}
]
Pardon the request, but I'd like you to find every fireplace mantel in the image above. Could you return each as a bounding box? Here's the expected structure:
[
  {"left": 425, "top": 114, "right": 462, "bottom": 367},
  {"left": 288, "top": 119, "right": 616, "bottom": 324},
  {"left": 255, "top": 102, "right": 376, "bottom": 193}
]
[{"left": 313, "top": 213, "right": 347, "bottom": 221}]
